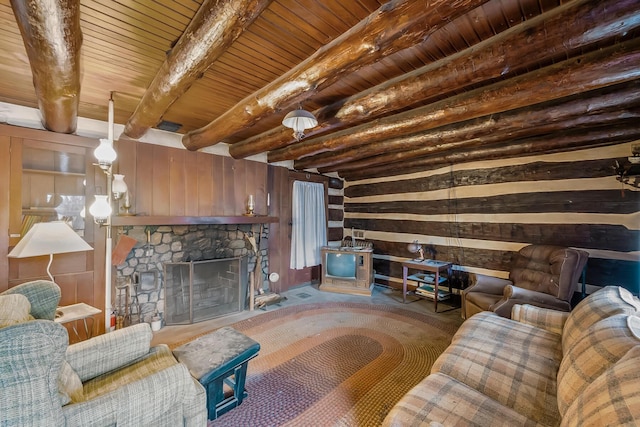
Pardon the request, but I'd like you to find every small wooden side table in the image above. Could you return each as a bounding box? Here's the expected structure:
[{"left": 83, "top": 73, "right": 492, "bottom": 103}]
[
  {"left": 55, "top": 303, "right": 102, "bottom": 340},
  {"left": 402, "top": 259, "right": 452, "bottom": 312}
]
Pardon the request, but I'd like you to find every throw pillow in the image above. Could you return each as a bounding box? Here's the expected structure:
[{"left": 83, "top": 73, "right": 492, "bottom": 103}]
[
  {"left": 0, "top": 294, "right": 33, "bottom": 328},
  {"left": 57, "top": 360, "right": 84, "bottom": 405},
  {"left": 562, "top": 286, "right": 640, "bottom": 354}
]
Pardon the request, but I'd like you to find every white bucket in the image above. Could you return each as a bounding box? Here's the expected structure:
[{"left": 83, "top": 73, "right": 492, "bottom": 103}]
[{"left": 151, "top": 318, "right": 162, "bottom": 332}]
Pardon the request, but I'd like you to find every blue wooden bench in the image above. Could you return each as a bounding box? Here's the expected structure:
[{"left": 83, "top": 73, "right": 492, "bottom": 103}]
[{"left": 173, "top": 326, "right": 260, "bottom": 420}]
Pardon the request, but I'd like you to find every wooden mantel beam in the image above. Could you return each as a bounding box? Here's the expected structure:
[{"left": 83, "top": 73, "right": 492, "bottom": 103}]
[
  {"left": 181, "top": 0, "right": 488, "bottom": 151},
  {"left": 281, "top": 36, "right": 640, "bottom": 166},
  {"left": 9, "top": 0, "right": 81, "bottom": 133},
  {"left": 340, "top": 125, "right": 640, "bottom": 181},
  {"left": 231, "top": 0, "right": 640, "bottom": 159},
  {"left": 123, "top": 0, "right": 272, "bottom": 139}
]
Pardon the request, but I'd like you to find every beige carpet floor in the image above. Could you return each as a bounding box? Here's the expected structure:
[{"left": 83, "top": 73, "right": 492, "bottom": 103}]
[
  {"left": 153, "top": 284, "right": 464, "bottom": 348},
  {"left": 184, "top": 298, "right": 461, "bottom": 426}
]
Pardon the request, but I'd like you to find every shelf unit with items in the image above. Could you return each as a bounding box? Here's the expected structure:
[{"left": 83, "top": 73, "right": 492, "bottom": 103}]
[
  {"left": 13, "top": 139, "right": 92, "bottom": 245},
  {"left": 402, "top": 259, "right": 453, "bottom": 312},
  {"left": 6, "top": 135, "right": 98, "bottom": 288},
  {"left": 3, "top": 126, "right": 102, "bottom": 336},
  {"left": 407, "top": 273, "right": 451, "bottom": 301}
]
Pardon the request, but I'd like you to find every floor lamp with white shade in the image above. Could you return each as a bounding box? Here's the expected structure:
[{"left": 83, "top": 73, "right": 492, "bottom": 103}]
[{"left": 8, "top": 221, "right": 94, "bottom": 282}]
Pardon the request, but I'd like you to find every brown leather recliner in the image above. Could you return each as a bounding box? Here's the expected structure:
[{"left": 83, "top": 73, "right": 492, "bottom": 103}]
[{"left": 462, "top": 245, "right": 589, "bottom": 319}]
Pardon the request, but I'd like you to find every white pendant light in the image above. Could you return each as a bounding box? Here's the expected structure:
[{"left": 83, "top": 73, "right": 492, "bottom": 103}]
[{"left": 282, "top": 108, "right": 318, "bottom": 141}]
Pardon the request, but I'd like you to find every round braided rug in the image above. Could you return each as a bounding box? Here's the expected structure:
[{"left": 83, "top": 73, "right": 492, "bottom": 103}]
[{"left": 202, "top": 302, "right": 458, "bottom": 427}]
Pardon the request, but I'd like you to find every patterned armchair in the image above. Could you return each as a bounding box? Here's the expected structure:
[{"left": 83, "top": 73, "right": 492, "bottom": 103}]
[
  {"left": 462, "top": 245, "right": 589, "bottom": 319},
  {"left": 0, "top": 280, "right": 207, "bottom": 426},
  {"left": 0, "top": 279, "right": 61, "bottom": 320}
]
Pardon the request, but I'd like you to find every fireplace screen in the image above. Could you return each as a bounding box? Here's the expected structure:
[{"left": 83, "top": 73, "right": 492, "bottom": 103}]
[{"left": 164, "top": 257, "right": 248, "bottom": 325}]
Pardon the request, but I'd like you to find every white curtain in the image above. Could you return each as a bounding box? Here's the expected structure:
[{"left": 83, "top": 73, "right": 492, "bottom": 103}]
[{"left": 290, "top": 181, "right": 327, "bottom": 270}]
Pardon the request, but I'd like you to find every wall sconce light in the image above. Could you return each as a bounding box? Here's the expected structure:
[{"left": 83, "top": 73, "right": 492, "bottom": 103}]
[
  {"left": 407, "top": 240, "right": 425, "bottom": 261},
  {"left": 613, "top": 143, "right": 640, "bottom": 189},
  {"left": 282, "top": 108, "right": 318, "bottom": 141},
  {"left": 112, "top": 174, "right": 128, "bottom": 200}
]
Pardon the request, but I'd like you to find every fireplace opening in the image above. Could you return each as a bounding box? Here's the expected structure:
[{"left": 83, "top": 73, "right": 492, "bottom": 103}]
[{"left": 164, "top": 256, "right": 248, "bottom": 325}]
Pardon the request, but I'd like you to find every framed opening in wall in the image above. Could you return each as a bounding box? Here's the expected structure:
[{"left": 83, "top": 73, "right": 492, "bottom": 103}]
[{"left": 20, "top": 141, "right": 87, "bottom": 238}]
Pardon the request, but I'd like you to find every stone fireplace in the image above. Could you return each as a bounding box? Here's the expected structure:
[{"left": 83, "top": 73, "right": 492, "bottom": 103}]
[
  {"left": 164, "top": 257, "right": 248, "bottom": 324},
  {"left": 114, "top": 223, "right": 268, "bottom": 325}
]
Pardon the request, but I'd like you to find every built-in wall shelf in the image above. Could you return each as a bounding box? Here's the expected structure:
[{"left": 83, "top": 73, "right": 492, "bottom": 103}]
[
  {"left": 23, "top": 168, "right": 85, "bottom": 177},
  {"left": 111, "top": 215, "right": 278, "bottom": 226}
]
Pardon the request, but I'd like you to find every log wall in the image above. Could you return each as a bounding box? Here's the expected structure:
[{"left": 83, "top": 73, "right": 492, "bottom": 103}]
[{"left": 343, "top": 141, "right": 640, "bottom": 296}]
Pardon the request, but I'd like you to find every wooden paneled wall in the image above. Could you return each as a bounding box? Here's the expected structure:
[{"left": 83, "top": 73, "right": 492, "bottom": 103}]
[
  {"left": 267, "top": 165, "right": 288, "bottom": 293},
  {"left": 0, "top": 134, "right": 11, "bottom": 288},
  {"left": 1, "top": 124, "right": 303, "bottom": 337},
  {"left": 113, "top": 141, "right": 316, "bottom": 293},
  {"left": 1, "top": 124, "right": 105, "bottom": 341},
  {"left": 115, "top": 140, "right": 269, "bottom": 217},
  {"left": 267, "top": 171, "right": 331, "bottom": 291},
  {"left": 343, "top": 141, "right": 640, "bottom": 295}
]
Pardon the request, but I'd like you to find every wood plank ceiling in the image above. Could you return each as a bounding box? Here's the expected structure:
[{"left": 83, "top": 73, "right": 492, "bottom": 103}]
[{"left": 1, "top": 0, "right": 639, "bottom": 180}]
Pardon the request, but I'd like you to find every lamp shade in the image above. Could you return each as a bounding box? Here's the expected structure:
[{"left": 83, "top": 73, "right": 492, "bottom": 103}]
[
  {"left": 94, "top": 138, "right": 117, "bottom": 168},
  {"left": 282, "top": 109, "right": 318, "bottom": 141},
  {"left": 8, "top": 221, "right": 93, "bottom": 282},
  {"left": 282, "top": 109, "right": 318, "bottom": 131},
  {"left": 407, "top": 240, "right": 425, "bottom": 260},
  {"left": 112, "top": 174, "right": 128, "bottom": 199},
  {"left": 407, "top": 240, "right": 422, "bottom": 254},
  {"left": 89, "top": 195, "right": 112, "bottom": 223},
  {"left": 8, "top": 221, "right": 93, "bottom": 259}
]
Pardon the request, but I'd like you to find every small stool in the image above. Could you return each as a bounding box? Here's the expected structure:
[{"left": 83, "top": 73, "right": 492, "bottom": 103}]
[{"left": 173, "top": 326, "right": 260, "bottom": 420}]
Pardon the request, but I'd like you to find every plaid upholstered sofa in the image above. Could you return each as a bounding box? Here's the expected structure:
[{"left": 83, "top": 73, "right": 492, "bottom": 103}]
[
  {"left": 383, "top": 286, "right": 640, "bottom": 426},
  {"left": 0, "top": 280, "right": 207, "bottom": 426}
]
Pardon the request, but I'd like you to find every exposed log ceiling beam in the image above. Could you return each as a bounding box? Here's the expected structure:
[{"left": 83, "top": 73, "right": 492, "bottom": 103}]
[
  {"left": 316, "top": 109, "right": 640, "bottom": 176},
  {"left": 181, "top": 0, "right": 490, "bottom": 151},
  {"left": 316, "top": 82, "right": 640, "bottom": 175},
  {"left": 9, "top": 0, "right": 81, "bottom": 133},
  {"left": 232, "top": 0, "right": 640, "bottom": 160},
  {"left": 2, "top": 0, "right": 639, "bottom": 180},
  {"left": 328, "top": 106, "right": 640, "bottom": 178},
  {"left": 122, "top": 0, "right": 272, "bottom": 139},
  {"left": 291, "top": 38, "right": 640, "bottom": 170},
  {"left": 282, "top": 38, "right": 640, "bottom": 169},
  {"left": 340, "top": 124, "right": 640, "bottom": 181}
]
